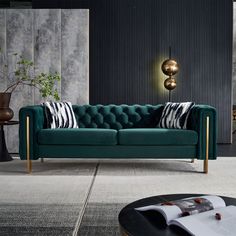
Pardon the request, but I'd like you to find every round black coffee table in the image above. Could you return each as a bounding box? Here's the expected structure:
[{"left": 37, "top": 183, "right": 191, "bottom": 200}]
[
  {"left": 0, "top": 120, "right": 19, "bottom": 162},
  {"left": 118, "top": 193, "right": 236, "bottom": 236}
]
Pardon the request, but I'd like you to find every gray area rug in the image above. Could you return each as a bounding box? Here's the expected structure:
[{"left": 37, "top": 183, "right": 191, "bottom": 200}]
[
  {"left": 0, "top": 159, "right": 97, "bottom": 236},
  {"left": 0, "top": 158, "right": 236, "bottom": 235},
  {"left": 77, "top": 158, "right": 236, "bottom": 236},
  {"left": 0, "top": 203, "right": 78, "bottom": 236}
]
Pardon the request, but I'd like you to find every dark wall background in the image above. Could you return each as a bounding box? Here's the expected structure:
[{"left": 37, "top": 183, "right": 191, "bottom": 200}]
[
  {"left": 32, "top": 0, "right": 89, "bottom": 9},
  {"left": 34, "top": 0, "right": 232, "bottom": 143}
]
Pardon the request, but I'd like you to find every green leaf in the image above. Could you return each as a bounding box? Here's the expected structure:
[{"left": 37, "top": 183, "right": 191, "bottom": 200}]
[{"left": 4, "top": 53, "right": 61, "bottom": 100}]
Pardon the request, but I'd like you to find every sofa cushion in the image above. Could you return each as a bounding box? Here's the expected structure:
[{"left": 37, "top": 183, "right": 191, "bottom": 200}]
[
  {"left": 118, "top": 128, "right": 198, "bottom": 145},
  {"left": 38, "top": 128, "right": 117, "bottom": 145},
  {"left": 158, "top": 102, "right": 195, "bottom": 129},
  {"left": 73, "top": 104, "right": 164, "bottom": 129},
  {"left": 43, "top": 102, "right": 78, "bottom": 128}
]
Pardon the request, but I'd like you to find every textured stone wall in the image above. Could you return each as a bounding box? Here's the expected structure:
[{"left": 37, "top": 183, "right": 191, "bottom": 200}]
[{"left": 0, "top": 9, "right": 89, "bottom": 152}]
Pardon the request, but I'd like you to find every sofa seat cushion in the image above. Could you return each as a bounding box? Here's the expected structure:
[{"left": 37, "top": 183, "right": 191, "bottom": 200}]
[
  {"left": 38, "top": 128, "right": 117, "bottom": 145},
  {"left": 118, "top": 128, "right": 198, "bottom": 145}
]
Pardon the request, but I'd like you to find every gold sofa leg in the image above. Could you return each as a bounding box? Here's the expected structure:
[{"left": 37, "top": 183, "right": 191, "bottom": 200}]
[
  {"left": 26, "top": 116, "right": 32, "bottom": 174},
  {"left": 191, "top": 159, "right": 194, "bottom": 163},
  {"left": 203, "top": 116, "right": 209, "bottom": 174},
  {"left": 41, "top": 158, "right": 44, "bottom": 163}
]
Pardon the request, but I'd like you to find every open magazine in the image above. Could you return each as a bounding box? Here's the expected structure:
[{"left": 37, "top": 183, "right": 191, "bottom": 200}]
[{"left": 136, "top": 195, "right": 236, "bottom": 236}]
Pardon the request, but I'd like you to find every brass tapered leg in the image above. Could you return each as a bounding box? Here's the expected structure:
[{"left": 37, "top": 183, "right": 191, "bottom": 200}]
[
  {"left": 26, "top": 116, "right": 32, "bottom": 174},
  {"left": 41, "top": 158, "right": 44, "bottom": 163},
  {"left": 204, "top": 116, "right": 209, "bottom": 174},
  {"left": 191, "top": 159, "right": 195, "bottom": 163}
]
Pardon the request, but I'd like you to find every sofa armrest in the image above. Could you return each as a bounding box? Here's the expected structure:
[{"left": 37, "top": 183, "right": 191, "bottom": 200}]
[
  {"left": 187, "top": 105, "right": 217, "bottom": 160},
  {"left": 19, "top": 105, "right": 45, "bottom": 160}
]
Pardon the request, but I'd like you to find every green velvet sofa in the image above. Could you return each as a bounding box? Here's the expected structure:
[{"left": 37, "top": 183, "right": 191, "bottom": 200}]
[{"left": 19, "top": 104, "right": 217, "bottom": 173}]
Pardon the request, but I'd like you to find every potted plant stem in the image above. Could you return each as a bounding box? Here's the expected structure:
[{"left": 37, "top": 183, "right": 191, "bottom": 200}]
[{"left": 0, "top": 52, "right": 61, "bottom": 121}]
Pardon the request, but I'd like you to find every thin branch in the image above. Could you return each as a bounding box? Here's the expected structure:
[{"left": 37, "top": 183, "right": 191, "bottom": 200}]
[
  {"left": 20, "top": 81, "right": 41, "bottom": 90},
  {"left": 4, "top": 81, "right": 20, "bottom": 92},
  {"left": 6, "top": 80, "right": 21, "bottom": 93}
]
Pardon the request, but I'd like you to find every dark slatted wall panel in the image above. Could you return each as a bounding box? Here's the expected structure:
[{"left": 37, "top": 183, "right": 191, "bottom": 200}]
[
  {"left": 33, "top": 0, "right": 232, "bottom": 143},
  {"left": 89, "top": 0, "right": 232, "bottom": 143},
  {"left": 32, "top": 0, "right": 89, "bottom": 9}
]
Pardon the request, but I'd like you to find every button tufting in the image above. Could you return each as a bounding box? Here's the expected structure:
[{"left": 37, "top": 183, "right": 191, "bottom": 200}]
[{"left": 75, "top": 105, "right": 163, "bottom": 129}]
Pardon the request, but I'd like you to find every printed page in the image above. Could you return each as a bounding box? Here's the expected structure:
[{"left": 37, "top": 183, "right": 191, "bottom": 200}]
[
  {"left": 136, "top": 195, "right": 225, "bottom": 224},
  {"left": 188, "top": 195, "right": 226, "bottom": 209},
  {"left": 170, "top": 205, "right": 236, "bottom": 236},
  {"left": 136, "top": 204, "right": 182, "bottom": 223}
]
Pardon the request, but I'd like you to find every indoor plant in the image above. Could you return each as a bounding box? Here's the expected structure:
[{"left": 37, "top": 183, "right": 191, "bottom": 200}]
[{"left": 0, "top": 51, "right": 61, "bottom": 121}]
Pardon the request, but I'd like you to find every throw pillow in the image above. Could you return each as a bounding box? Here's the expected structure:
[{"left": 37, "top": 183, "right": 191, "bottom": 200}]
[
  {"left": 158, "top": 102, "right": 195, "bottom": 129},
  {"left": 43, "top": 101, "right": 78, "bottom": 129}
]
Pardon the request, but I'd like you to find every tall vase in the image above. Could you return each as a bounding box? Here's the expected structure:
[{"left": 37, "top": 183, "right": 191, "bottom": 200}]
[{"left": 0, "top": 93, "right": 14, "bottom": 121}]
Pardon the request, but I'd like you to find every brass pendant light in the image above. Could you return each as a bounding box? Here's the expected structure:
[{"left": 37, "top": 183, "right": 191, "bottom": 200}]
[{"left": 161, "top": 47, "right": 179, "bottom": 101}]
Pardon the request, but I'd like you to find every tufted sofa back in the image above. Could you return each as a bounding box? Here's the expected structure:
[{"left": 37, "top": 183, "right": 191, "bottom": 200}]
[{"left": 72, "top": 104, "right": 164, "bottom": 130}]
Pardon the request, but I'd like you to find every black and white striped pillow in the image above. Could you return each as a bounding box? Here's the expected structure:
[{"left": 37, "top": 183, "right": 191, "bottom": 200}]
[
  {"left": 158, "top": 102, "right": 195, "bottom": 129},
  {"left": 43, "top": 102, "right": 78, "bottom": 129}
]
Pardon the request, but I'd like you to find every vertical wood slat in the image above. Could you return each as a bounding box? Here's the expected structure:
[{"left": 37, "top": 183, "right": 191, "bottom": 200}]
[{"left": 89, "top": 0, "right": 232, "bottom": 143}]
